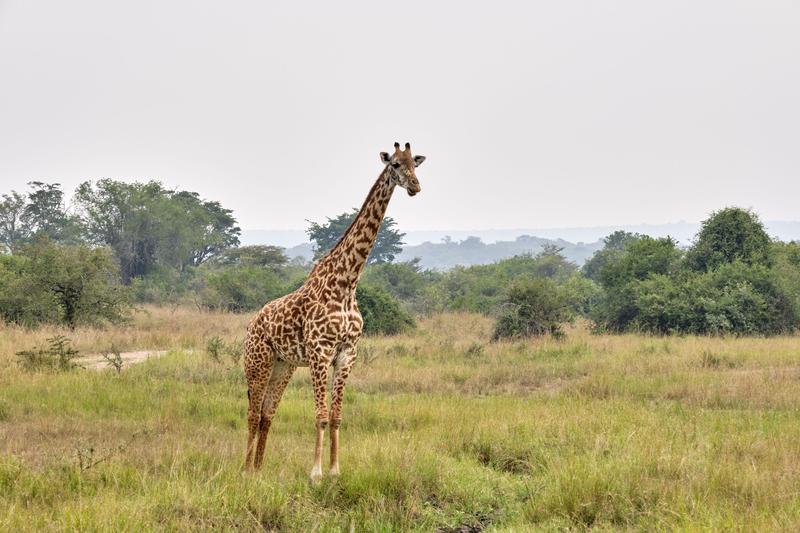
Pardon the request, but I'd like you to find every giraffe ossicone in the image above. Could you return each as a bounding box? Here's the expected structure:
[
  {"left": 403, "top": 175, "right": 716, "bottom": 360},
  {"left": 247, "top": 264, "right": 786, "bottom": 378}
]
[{"left": 243, "top": 142, "right": 426, "bottom": 481}]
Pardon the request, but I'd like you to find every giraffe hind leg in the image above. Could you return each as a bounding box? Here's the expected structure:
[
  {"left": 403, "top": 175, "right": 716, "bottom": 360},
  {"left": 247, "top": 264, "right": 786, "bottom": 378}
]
[
  {"left": 253, "top": 360, "right": 296, "bottom": 471},
  {"left": 243, "top": 342, "right": 274, "bottom": 472}
]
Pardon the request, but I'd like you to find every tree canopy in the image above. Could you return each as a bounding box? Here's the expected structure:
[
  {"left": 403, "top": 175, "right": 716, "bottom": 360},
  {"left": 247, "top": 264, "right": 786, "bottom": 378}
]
[
  {"left": 685, "top": 207, "right": 772, "bottom": 272},
  {"left": 74, "top": 179, "right": 240, "bottom": 280},
  {"left": 306, "top": 209, "right": 405, "bottom": 265},
  {"left": 0, "top": 239, "right": 130, "bottom": 328}
]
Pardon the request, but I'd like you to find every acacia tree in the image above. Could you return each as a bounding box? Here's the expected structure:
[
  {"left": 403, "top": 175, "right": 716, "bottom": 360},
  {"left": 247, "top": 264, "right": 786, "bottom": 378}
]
[
  {"left": 211, "top": 245, "right": 289, "bottom": 269},
  {"left": 306, "top": 209, "right": 405, "bottom": 264}
]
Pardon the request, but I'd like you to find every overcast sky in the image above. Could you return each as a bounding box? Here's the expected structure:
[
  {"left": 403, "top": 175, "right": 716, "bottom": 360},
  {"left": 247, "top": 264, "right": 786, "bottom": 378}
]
[{"left": 1, "top": 1, "right": 798, "bottom": 232}]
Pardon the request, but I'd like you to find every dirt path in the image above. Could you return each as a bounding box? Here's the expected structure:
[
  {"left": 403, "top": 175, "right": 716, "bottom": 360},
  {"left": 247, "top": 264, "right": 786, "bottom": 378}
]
[{"left": 79, "top": 350, "right": 169, "bottom": 370}]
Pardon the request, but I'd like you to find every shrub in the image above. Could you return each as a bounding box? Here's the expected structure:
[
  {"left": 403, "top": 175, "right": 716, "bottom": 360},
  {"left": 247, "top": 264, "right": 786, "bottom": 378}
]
[
  {"left": 101, "top": 345, "right": 124, "bottom": 374},
  {"left": 16, "top": 335, "right": 80, "bottom": 372},
  {"left": 596, "top": 236, "right": 682, "bottom": 289},
  {"left": 206, "top": 336, "right": 225, "bottom": 362},
  {"left": 772, "top": 241, "right": 800, "bottom": 319},
  {"left": 600, "top": 263, "right": 799, "bottom": 335},
  {"left": 356, "top": 284, "right": 415, "bottom": 335},
  {"left": 362, "top": 259, "right": 438, "bottom": 301},
  {"left": 199, "top": 266, "right": 290, "bottom": 312},
  {"left": 0, "top": 240, "right": 130, "bottom": 327},
  {"left": 582, "top": 231, "right": 642, "bottom": 281},
  {"left": 206, "top": 336, "right": 244, "bottom": 365},
  {"left": 493, "top": 278, "right": 572, "bottom": 340},
  {"left": 686, "top": 207, "right": 772, "bottom": 272},
  {"left": 130, "top": 266, "right": 197, "bottom": 305}
]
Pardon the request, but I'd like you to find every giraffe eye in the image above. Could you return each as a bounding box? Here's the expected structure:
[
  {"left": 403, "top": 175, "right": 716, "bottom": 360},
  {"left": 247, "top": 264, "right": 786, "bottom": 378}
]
[{"left": 391, "top": 162, "right": 400, "bottom": 169}]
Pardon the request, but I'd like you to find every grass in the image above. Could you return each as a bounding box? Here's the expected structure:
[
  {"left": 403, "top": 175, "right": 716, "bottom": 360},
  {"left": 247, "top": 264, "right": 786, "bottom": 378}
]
[{"left": 2, "top": 307, "right": 800, "bottom": 530}]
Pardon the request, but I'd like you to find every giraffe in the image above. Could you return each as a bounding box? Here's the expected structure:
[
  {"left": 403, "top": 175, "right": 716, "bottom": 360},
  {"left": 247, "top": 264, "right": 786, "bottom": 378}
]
[{"left": 243, "top": 142, "right": 426, "bottom": 482}]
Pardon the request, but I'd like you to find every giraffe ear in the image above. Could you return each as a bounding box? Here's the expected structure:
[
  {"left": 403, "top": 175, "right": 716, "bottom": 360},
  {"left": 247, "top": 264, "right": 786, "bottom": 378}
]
[
  {"left": 413, "top": 155, "right": 426, "bottom": 167},
  {"left": 380, "top": 152, "right": 392, "bottom": 165}
]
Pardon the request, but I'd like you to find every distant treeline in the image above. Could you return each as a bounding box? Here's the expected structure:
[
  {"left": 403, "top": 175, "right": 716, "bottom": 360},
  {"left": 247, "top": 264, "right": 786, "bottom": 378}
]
[
  {"left": 282, "top": 234, "right": 604, "bottom": 270},
  {"left": 1, "top": 180, "right": 799, "bottom": 337},
  {"left": 396, "top": 235, "right": 603, "bottom": 270}
]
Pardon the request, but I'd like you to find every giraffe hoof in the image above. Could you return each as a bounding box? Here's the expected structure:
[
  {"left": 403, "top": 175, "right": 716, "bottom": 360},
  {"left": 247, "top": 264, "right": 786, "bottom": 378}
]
[
  {"left": 310, "top": 466, "right": 324, "bottom": 485},
  {"left": 329, "top": 465, "right": 340, "bottom": 477}
]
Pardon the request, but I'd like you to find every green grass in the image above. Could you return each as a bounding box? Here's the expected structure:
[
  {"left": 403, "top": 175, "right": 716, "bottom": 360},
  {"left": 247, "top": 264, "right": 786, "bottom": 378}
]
[{"left": 2, "top": 310, "right": 800, "bottom": 530}]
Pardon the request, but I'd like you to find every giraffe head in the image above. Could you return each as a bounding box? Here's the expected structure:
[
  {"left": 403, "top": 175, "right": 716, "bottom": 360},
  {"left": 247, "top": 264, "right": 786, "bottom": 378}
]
[{"left": 379, "top": 142, "right": 425, "bottom": 196}]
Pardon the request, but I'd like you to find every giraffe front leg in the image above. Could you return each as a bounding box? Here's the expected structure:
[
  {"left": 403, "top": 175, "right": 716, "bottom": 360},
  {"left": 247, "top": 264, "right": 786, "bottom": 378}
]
[
  {"left": 309, "top": 355, "right": 331, "bottom": 484},
  {"left": 329, "top": 346, "right": 357, "bottom": 476}
]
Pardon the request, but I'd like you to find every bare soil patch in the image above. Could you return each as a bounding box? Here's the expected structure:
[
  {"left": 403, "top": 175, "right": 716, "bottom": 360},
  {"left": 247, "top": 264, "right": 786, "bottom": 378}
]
[{"left": 78, "top": 350, "right": 168, "bottom": 370}]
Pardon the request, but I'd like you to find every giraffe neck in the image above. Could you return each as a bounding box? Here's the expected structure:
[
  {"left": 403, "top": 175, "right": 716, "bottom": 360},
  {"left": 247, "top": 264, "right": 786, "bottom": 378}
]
[{"left": 312, "top": 168, "right": 395, "bottom": 294}]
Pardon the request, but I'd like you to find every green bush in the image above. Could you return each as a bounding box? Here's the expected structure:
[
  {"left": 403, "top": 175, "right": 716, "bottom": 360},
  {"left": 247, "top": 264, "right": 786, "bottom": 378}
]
[
  {"left": 199, "top": 266, "right": 291, "bottom": 312},
  {"left": 596, "top": 236, "right": 682, "bottom": 289},
  {"left": 582, "top": 231, "right": 642, "bottom": 281},
  {"left": 130, "top": 265, "right": 197, "bottom": 304},
  {"left": 16, "top": 335, "right": 80, "bottom": 372},
  {"left": 493, "top": 278, "right": 572, "bottom": 340},
  {"left": 356, "top": 284, "right": 415, "bottom": 335},
  {"left": 685, "top": 207, "right": 772, "bottom": 272},
  {"left": 597, "top": 263, "right": 798, "bottom": 335},
  {"left": 772, "top": 241, "right": 800, "bottom": 319},
  {"left": 0, "top": 240, "right": 130, "bottom": 327},
  {"left": 362, "top": 259, "right": 438, "bottom": 301}
]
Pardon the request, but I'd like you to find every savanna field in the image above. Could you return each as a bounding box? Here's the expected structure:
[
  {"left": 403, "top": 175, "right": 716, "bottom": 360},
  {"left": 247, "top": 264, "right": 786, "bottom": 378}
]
[{"left": 1, "top": 307, "right": 800, "bottom": 531}]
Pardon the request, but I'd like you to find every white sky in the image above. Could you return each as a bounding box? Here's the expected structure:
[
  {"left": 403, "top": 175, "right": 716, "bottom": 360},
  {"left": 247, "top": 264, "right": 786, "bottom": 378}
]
[{"left": 1, "top": 1, "right": 798, "bottom": 231}]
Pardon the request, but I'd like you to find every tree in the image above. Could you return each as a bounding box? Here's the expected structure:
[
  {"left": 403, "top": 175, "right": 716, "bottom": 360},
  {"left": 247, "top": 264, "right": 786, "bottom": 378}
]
[
  {"left": 24, "top": 182, "right": 69, "bottom": 240},
  {"left": 0, "top": 240, "right": 130, "bottom": 327},
  {"left": 74, "top": 179, "right": 241, "bottom": 281},
  {"left": 686, "top": 207, "right": 772, "bottom": 272},
  {"left": 75, "top": 180, "right": 160, "bottom": 281},
  {"left": 531, "top": 244, "right": 577, "bottom": 279},
  {"left": 597, "top": 236, "right": 682, "bottom": 289},
  {"left": 589, "top": 236, "right": 683, "bottom": 332},
  {"left": 306, "top": 209, "right": 405, "bottom": 264},
  {"left": 582, "top": 231, "right": 642, "bottom": 281},
  {"left": 172, "top": 192, "right": 241, "bottom": 267},
  {"left": 0, "top": 183, "right": 82, "bottom": 252},
  {"left": 211, "top": 245, "right": 289, "bottom": 269},
  {"left": 0, "top": 192, "right": 30, "bottom": 253}
]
